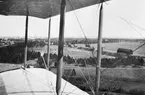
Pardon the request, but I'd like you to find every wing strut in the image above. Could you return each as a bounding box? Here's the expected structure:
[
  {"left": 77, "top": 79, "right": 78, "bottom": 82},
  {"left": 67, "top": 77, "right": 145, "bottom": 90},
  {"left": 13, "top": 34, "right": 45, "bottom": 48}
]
[
  {"left": 95, "top": 3, "right": 103, "bottom": 95},
  {"left": 56, "top": 0, "right": 66, "bottom": 95},
  {"left": 24, "top": 8, "right": 29, "bottom": 69},
  {"left": 47, "top": 17, "right": 51, "bottom": 69}
]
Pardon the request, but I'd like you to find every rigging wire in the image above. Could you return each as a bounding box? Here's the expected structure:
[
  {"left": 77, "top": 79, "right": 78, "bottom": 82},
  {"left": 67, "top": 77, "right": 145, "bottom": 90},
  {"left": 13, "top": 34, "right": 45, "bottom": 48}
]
[
  {"left": 133, "top": 42, "right": 145, "bottom": 52},
  {"left": 99, "top": 54, "right": 145, "bottom": 92},
  {"left": 91, "top": 5, "right": 145, "bottom": 93},
  {"left": 0, "top": 69, "right": 56, "bottom": 95},
  {"left": 119, "top": 17, "right": 145, "bottom": 32},
  {"left": 66, "top": 1, "right": 103, "bottom": 94},
  {"left": 100, "top": 16, "right": 145, "bottom": 72},
  {"left": 101, "top": 42, "right": 145, "bottom": 74},
  {"left": 86, "top": 4, "right": 145, "bottom": 92},
  {"left": 67, "top": 0, "right": 92, "bottom": 46},
  {"left": 100, "top": 57, "right": 125, "bottom": 74},
  {"left": 65, "top": 1, "right": 102, "bottom": 94},
  {"left": 94, "top": 7, "right": 145, "bottom": 54},
  {"left": 61, "top": 59, "right": 95, "bottom": 95},
  {"left": 22, "top": 69, "right": 56, "bottom": 88},
  {"left": 119, "top": 17, "right": 145, "bottom": 52},
  {"left": 61, "top": 68, "right": 75, "bottom": 95},
  {"left": 84, "top": 58, "right": 95, "bottom": 95},
  {"left": 41, "top": 55, "right": 49, "bottom": 70},
  {"left": 119, "top": 17, "right": 145, "bottom": 39},
  {"left": 23, "top": 69, "right": 57, "bottom": 95},
  {"left": 74, "top": 59, "right": 95, "bottom": 95}
]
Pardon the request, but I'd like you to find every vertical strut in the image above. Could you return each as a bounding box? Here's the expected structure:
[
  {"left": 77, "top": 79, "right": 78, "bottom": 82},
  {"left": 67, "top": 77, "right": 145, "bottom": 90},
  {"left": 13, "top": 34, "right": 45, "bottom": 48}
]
[
  {"left": 24, "top": 10, "right": 29, "bottom": 68},
  {"left": 95, "top": 3, "right": 103, "bottom": 95},
  {"left": 56, "top": 0, "right": 66, "bottom": 95},
  {"left": 47, "top": 17, "right": 51, "bottom": 69}
]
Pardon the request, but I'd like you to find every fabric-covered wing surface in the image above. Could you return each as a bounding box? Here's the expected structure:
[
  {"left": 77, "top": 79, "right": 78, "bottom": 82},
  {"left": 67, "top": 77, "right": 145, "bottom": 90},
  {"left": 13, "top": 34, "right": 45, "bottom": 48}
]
[
  {"left": 0, "top": 0, "right": 109, "bottom": 19},
  {"left": 0, "top": 68, "right": 89, "bottom": 95}
]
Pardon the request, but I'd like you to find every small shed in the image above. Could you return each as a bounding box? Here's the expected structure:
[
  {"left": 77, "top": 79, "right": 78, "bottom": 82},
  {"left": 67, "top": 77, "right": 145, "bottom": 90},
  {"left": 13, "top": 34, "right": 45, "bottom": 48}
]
[{"left": 117, "top": 48, "right": 133, "bottom": 55}]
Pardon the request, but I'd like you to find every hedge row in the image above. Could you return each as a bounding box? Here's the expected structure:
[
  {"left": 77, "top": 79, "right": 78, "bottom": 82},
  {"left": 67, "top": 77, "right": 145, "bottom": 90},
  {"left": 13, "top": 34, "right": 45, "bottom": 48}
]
[{"left": 37, "top": 53, "right": 144, "bottom": 68}]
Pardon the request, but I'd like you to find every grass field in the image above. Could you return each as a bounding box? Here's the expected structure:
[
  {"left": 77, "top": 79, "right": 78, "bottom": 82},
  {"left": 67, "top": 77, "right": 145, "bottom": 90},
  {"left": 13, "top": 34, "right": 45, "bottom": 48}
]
[
  {"left": 34, "top": 42, "right": 145, "bottom": 59},
  {"left": 33, "top": 45, "right": 93, "bottom": 58},
  {"left": 63, "top": 66, "right": 145, "bottom": 80},
  {"left": 90, "top": 42, "right": 145, "bottom": 56},
  {"left": 61, "top": 66, "right": 145, "bottom": 94}
]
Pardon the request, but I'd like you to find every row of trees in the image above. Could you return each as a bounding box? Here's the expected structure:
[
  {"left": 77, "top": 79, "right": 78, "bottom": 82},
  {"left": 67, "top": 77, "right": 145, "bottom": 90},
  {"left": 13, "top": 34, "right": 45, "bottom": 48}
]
[
  {"left": 49, "top": 38, "right": 144, "bottom": 45},
  {"left": 27, "top": 40, "right": 46, "bottom": 47},
  {"left": 37, "top": 53, "right": 145, "bottom": 68},
  {"left": 0, "top": 43, "right": 41, "bottom": 64}
]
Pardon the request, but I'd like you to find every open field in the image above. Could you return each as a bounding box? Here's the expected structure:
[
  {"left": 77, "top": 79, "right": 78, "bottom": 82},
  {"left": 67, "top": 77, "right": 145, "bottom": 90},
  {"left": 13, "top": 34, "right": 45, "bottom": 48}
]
[
  {"left": 90, "top": 42, "right": 145, "bottom": 56},
  {"left": 50, "top": 66, "right": 145, "bottom": 94},
  {"left": 33, "top": 45, "right": 93, "bottom": 58},
  {"left": 33, "top": 42, "right": 145, "bottom": 59},
  {"left": 52, "top": 65, "right": 145, "bottom": 81}
]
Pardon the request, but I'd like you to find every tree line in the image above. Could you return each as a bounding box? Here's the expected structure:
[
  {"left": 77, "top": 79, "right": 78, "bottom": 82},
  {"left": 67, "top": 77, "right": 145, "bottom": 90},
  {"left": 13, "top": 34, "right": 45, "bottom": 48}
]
[
  {"left": 0, "top": 43, "right": 41, "bottom": 64},
  {"left": 37, "top": 53, "right": 145, "bottom": 68}
]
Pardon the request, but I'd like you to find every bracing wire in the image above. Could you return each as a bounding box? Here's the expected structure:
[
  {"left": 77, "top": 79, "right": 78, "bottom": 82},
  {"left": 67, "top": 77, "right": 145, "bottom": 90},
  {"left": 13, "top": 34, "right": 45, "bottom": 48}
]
[
  {"left": 119, "top": 17, "right": 145, "bottom": 32},
  {"left": 61, "top": 59, "right": 96, "bottom": 95},
  {"left": 84, "top": 58, "right": 95, "bottom": 95},
  {"left": 133, "top": 42, "right": 145, "bottom": 52},
  {"left": 22, "top": 69, "right": 56, "bottom": 95},
  {"left": 22, "top": 69, "right": 55, "bottom": 88},
  {"left": 65, "top": 1, "right": 102, "bottom": 94},
  {"left": 100, "top": 57, "right": 125, "bottom": 74},
  {"left": 61, "top": 68, "right": 75, "bottom": 95},
  {"left": 100, "top": 54, "right": 145, "bottom": 92},
  {"left": 74, "top": 59, "right": 95, "bottom": 95},
  {"left": 67, "top": 0, "right": 90, "bottom": 45},
  {"left": 101, "top": 42, "right": 145, "bottom": 74},
  {"left": 81, "top": 5, "right": 145, "bottom": 92},
  {"left": 119, "top": 17, "right": 145, "bottom": 52},
  {"left": 100, "top": 46, "right": 145, "bottom": 92},
  {"left": 0, "top": 69, "right": 56, "bottom": 95},
  {"left": 61, "top": 58, "right": 95, "bottom": 95},
  {"left": 119, "top": 17, "right": 145, "bottom": 39},
  {"left": 100, "top": 16, "right": 145, "bottom": 73},
  {"left": 65, "top": 88, "right": 78, "bottom": 95},
  {"left": 61, "top": 59, "right": 95, "bottom": 94},
  {"left": 42, "top": 55, "right": 49, "bottom": 70}
]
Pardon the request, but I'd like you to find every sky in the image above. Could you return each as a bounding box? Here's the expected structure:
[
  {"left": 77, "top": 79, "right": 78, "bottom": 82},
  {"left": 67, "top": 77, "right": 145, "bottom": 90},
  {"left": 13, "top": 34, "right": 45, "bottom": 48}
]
[{"left": 0, "top": 0, "right": 145, "bottom": 39}]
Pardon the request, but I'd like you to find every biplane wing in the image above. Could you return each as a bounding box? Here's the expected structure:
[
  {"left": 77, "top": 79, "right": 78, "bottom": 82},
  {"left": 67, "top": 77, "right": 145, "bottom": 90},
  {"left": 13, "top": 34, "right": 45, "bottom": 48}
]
[{"left": 0, "top": 0, "right": 109, "bottom": 18}]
